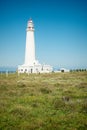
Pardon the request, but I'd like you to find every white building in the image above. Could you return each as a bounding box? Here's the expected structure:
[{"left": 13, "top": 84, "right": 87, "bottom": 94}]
[{"left": 18, "top": 19, "right": 53, "bottom": 73}]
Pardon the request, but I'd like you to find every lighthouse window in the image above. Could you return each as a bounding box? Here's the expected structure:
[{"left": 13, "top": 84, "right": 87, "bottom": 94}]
[
  {"left": 25, "top": 69, "right": 27, "bottom": 71},
  {"left": 21, "top": 69, "right": 23, "bottom": 71}
]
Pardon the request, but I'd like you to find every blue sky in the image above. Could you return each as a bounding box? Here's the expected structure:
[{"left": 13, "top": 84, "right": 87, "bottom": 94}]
[{"left": 0, "top": 0, "right": 87, "bottom": 69}]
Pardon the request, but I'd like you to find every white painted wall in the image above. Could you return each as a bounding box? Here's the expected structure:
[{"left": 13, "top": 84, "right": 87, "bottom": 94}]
[{"left": 18, "top": 64, "right": 53, "bottom": 74}]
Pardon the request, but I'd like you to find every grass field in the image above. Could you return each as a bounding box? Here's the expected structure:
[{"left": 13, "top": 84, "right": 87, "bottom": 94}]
[{"left": 0, "top": 72, "right": 87, "bottom": 130}]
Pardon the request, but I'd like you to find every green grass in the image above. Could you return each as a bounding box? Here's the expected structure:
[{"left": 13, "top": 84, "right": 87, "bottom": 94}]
[{"left": 0, "top": 72, "right": 87, "bottom": 130}]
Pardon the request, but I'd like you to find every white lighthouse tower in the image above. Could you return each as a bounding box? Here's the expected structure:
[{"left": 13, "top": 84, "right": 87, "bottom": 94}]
[
  {"left": 25, "top": 19, "right": 36, "bottom": 65},
  {"left": 18, "top": 19, "right": 53, "bottom": 73}
]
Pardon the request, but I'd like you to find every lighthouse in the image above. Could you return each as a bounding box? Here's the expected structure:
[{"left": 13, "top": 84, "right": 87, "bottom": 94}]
[
  {"left": 18, "top": 19, "right": 53, "bottom": 73},
  {"left": 25, "top": 19, "right": 36, "bottom": 65}
]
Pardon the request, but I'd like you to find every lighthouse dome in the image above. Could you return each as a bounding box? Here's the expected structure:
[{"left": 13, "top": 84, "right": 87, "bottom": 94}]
[{"left": 29, "top": 18, "right": 33, "bottom": 23}]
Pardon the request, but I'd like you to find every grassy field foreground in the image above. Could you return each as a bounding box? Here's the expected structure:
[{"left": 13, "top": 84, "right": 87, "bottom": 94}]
[{"left": 0, "top": 72, "right": 87, "bottom": 130}]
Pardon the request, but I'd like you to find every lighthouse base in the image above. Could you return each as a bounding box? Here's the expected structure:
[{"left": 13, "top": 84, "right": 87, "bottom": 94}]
[{"left": 18, "top": 63, "right": 53, "bottom": 74}]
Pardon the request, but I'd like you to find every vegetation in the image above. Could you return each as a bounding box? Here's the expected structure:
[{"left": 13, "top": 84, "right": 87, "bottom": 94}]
[{"left": 0, "top": 72, "right": 87, "bottom": 130}]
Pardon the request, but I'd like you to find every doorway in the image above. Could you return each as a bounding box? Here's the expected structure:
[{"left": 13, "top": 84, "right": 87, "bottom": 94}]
[{"left": 31, "top": 68, "right": 33, "bottom": 73}]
